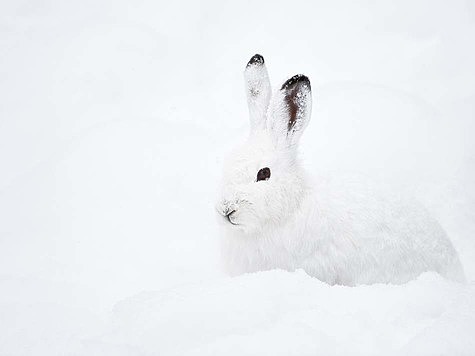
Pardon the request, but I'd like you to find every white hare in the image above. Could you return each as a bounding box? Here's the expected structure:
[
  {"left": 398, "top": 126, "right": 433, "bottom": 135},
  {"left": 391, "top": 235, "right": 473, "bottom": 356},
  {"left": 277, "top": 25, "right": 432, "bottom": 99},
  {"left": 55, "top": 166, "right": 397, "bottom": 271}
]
[{"left": 216, "top": 54, "right": 465, "bottom": 285}]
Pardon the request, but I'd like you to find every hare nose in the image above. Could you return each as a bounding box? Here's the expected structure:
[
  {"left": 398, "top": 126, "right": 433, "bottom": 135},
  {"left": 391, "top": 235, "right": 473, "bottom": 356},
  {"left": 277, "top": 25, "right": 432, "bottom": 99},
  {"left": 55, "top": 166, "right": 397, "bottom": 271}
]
[
  {"left": 219, "top": 200, "right": 236, "bottom": 216},
  {"left": 215, "top": 200, "right": 228, "bottom": 216},
  {"left": 225, "top": 209, "right": 237, "bottom": 225},
  {"left": 225, "top": 209, "right": 236, "bottom": 217}
]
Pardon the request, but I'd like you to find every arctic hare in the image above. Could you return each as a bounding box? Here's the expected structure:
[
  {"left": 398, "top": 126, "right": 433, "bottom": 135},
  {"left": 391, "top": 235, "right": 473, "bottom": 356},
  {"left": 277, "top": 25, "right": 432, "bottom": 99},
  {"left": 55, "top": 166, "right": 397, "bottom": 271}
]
[{"left": 216, "top": 54, "right": 465, "bottom": 285}]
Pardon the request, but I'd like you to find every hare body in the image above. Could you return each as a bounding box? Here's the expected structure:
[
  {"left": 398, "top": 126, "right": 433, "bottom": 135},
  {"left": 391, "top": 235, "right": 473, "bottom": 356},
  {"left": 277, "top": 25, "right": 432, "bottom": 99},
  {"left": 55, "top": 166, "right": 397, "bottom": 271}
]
[{"left": 216, "top": 54, "right": 464, "bottom": 285}]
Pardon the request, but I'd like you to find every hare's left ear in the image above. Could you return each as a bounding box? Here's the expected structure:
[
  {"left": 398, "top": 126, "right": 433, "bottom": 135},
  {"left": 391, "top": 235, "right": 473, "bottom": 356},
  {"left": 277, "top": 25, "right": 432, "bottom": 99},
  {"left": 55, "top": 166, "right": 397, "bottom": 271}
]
[
  {"left": 244, "top": 54, "right": 271, "bottom": 132},
  {"left": 268, "top": 75, "right": 312, "bottom": 147}
]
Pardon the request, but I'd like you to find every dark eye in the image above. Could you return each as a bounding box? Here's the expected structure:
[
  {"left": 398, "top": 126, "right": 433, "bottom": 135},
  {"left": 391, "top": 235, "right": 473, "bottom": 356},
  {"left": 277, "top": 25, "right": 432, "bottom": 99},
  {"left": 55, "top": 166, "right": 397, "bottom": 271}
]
[{"left": 256, "top": 167, "right": 271, "bottom": 182}]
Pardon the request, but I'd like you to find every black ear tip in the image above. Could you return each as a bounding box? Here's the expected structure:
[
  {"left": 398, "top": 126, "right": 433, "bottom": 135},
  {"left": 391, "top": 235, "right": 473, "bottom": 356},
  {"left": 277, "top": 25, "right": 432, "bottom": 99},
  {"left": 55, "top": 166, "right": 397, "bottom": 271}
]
[
  {"left": 281, "top": 74, "right": 311, "bottom": 91},
  {"left": 246, "top": 54, "right": 265, "bottom": 67}
]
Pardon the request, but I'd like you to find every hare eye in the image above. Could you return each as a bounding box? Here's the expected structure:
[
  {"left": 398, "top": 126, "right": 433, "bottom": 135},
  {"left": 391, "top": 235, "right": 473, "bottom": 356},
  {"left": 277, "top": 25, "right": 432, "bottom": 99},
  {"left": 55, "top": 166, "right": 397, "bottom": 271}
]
[{"left": 256, "top": 167, "right": 271, "bottom": 182}]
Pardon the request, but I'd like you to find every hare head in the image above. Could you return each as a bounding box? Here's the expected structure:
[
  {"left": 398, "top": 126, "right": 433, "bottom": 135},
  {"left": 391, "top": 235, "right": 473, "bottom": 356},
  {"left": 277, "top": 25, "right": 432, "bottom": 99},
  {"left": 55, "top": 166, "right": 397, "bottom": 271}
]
[{"left": 216, "top": 54, "right": 312, "bottom": 235}]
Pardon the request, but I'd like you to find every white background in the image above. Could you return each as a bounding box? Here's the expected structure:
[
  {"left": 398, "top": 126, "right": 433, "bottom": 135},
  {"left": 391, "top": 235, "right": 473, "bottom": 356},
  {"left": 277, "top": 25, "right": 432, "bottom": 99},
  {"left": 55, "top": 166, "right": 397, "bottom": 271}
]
[{"left": 1, "top": 1, "right": 475, "bottom": 354}]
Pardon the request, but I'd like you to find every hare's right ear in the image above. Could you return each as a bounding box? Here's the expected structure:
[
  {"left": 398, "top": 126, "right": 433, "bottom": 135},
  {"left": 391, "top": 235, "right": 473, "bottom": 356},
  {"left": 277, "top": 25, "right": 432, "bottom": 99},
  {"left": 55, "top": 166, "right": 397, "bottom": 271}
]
[
  {"left": 244, "top": 54, "right": 271, "bottom": 132},
  {"left": 267, "top": 74, "right": 312, "bottom": 148}
]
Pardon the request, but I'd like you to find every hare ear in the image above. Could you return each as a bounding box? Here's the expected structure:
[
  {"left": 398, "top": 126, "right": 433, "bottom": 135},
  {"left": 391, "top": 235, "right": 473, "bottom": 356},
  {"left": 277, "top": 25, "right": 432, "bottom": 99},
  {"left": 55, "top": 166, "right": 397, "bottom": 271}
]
[
  {"left": 268, "top": 74, "right": 312, "bottom": 147},
  {"left": 244, "top": 54, "right": 271, "bottom": 132}
]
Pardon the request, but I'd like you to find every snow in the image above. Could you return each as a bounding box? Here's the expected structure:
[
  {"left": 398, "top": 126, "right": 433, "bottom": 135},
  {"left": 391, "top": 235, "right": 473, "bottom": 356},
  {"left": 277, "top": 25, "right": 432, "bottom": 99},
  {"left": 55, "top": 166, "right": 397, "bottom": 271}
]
[
  {"left": 77, "top": 271, "right": 475, "bottom": 356},
  {"left": 1, "top": 0, "right": 475, "bottom": 355}
]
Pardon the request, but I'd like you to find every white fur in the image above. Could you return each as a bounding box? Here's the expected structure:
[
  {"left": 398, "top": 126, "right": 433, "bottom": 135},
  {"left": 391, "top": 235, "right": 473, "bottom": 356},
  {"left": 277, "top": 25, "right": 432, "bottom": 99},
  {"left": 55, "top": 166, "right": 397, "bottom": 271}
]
[{"left": 216, "top": 55, "right": 465, "bottom": 285}]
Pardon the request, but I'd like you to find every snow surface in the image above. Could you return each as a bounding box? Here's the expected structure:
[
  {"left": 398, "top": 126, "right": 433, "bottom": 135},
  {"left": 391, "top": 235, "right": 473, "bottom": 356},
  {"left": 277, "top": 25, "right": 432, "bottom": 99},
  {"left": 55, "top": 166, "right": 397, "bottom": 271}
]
[{"left": 1, "top": 1, "right": 475, "bottom": 355}]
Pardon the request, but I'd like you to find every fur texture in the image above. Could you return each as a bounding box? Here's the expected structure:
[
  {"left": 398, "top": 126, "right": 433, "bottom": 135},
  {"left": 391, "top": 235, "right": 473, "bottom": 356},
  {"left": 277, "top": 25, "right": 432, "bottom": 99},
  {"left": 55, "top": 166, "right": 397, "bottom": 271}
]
[{"left": 216, "top": 54, "right": 465, "bottom": 285}]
